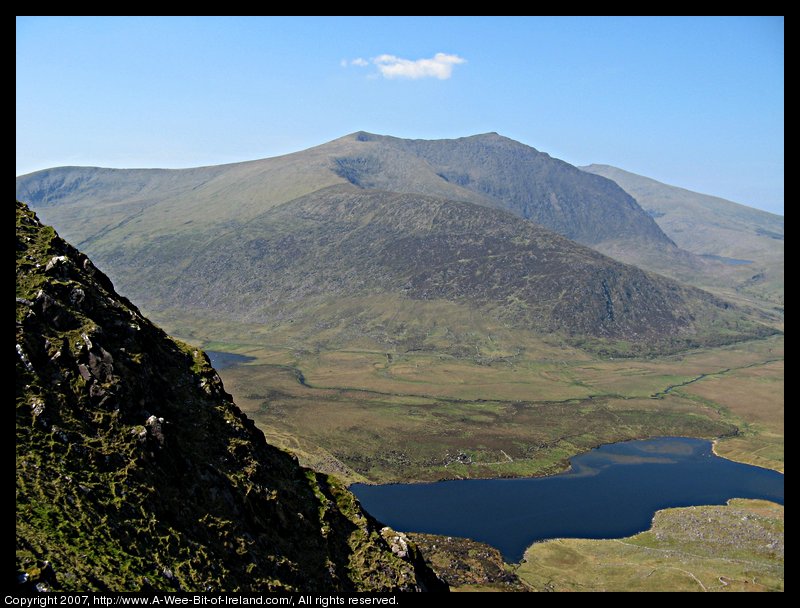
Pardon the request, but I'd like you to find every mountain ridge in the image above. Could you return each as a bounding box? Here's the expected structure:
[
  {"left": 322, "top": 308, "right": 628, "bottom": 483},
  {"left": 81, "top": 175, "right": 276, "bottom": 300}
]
[
  {"left": 15, "top": 132, "right": 777, "bottom": 359},
  {"left": 581, "top": 163, "right": 784, "bottom": 308},
  {"left": 339, "top": 131, "right": 674, "bottom": 248},
  {"left": 135, "top": 184, "right": 771, "bottom": 356},
  {"left": 16, "top": 130, "right": 673, "bottom": 253}
]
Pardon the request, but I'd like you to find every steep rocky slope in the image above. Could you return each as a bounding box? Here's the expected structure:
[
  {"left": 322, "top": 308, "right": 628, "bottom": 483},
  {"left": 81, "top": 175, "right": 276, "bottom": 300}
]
[
  {"left": 347, "top": 132, "right": 673, "bottom": 248},
  {"left": 15, "top": 201, "right": 445, "bottom": 592}
]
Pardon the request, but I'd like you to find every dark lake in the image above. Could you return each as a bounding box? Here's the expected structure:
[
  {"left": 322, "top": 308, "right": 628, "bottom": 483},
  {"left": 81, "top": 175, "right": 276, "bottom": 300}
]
[
  {"left": 351, "top": 437, "right": 784, "bottom": 562},
  {"left": 205, "top": 350, "right": 256, "bottom": 370}
]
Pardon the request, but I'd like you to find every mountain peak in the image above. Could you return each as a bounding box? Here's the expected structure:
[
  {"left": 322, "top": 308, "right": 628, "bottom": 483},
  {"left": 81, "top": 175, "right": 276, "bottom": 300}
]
[
  {"left": 342, "top": 130, "right": 516, "bottom": 146},
  {"left": 466, "top": 131, "right": 505, "bottom": 139},
  {"left": 349, "top": 130, "right": 380, "bottom": 142}
]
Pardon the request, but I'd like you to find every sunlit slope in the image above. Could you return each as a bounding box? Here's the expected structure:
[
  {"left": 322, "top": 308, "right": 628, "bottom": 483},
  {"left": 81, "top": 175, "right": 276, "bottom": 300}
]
[{"left": 582, "top": 164, "right": 784, "bottom": 309}]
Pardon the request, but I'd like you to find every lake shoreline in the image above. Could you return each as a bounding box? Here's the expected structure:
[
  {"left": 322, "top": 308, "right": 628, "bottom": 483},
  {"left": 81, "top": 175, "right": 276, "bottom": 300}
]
[{"left": 351, "top": 437, "right": 784, "bottom": 562}]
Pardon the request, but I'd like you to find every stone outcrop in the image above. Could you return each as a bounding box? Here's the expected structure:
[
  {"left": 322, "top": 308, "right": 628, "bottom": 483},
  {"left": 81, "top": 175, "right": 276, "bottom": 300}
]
[{"left": 16, "top": 201, "right": 446, "bottom": 592}]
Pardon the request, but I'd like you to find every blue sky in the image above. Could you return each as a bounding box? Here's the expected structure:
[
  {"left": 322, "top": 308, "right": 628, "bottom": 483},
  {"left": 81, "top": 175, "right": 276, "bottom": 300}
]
[{"left": 16, "top": 16, "right": 784, "bottom": 214}]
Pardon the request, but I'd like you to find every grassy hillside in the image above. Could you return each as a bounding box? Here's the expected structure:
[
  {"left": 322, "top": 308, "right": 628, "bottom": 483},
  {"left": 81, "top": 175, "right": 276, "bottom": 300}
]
[
  {"left": 581, "top": 164, "right": 783, "bottom": 260},
  {"left": 582, "top": 164, "right": 784, "bottom": 311},
  {"left": 518, "top": 499, "right": 783, "bottom": 592},
  {"left": 16, "top": 201, "right": 445, "bottom": 592}
]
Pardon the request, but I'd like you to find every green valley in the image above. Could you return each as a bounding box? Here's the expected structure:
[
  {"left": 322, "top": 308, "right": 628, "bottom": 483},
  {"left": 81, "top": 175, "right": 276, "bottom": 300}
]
[
  {"left": 16, "top": 133, "right": 783, "bottom": 487},
  {"left": 173, "top": 323, "right": 783, "bottom": 484}
]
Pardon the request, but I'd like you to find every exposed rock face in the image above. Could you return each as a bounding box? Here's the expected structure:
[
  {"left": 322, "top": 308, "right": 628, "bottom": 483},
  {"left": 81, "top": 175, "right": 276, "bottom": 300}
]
[
  {"left": 405, "top": 533, "right": 527, "bottom": 592},
  {"left": 346, "top": 131, "right": 674, "bottom": 248},
  {"left": 15, "top": 201, "right": 446, "bottom": 592}
]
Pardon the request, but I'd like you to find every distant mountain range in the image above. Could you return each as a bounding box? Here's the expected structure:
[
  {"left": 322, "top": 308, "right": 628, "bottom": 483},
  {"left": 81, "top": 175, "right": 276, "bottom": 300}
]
[
  {"left": 330, "top": 132, "right": 674, "bottom": 249},
  {"left": 15, "top": 132, "right": 778, "bottom": 355}
]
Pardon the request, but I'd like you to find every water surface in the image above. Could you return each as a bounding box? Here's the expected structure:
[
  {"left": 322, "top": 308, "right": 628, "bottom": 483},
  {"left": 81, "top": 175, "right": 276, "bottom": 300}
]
[
  {"left": 205, "top": 350, "right": 256, "bottom": 370},
  {"left": 351, "top": 437, "right": 784, "bottom": 562}
]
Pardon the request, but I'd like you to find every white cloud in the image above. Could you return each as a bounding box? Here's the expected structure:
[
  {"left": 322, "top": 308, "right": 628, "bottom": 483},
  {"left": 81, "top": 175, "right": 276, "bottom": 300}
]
[
  {"left": 372, "top": 52, "right": 466, "bottom": 80},
  {"left": 351, "top": 57, "right": 369, "bottom": 67},
  {"left": 340, "top": 59, "right": 348, "bottom": 68}
]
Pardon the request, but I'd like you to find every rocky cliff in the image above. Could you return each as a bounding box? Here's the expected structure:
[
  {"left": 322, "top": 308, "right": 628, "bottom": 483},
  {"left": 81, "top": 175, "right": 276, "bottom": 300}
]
[{"left": 15, "top": 200, "right": 445, "bottom": 592}]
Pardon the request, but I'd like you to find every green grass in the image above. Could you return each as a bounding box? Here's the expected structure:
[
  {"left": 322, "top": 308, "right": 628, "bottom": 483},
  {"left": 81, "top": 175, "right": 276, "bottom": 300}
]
[
  {"left": 170, "top": 315, "right": 782, "bottom": 483},
  {"left": 517, "top": 499, "right": 783, "bottom": 592}
]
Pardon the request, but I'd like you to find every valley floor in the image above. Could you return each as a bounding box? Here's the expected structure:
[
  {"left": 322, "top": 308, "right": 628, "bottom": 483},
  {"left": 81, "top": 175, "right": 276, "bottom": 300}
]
[
  {"left": 162, "top": 318, "right": 783, "bottom": 593},
  {"left": 164, "top": 325, "right": 783, "bottom": 484}
]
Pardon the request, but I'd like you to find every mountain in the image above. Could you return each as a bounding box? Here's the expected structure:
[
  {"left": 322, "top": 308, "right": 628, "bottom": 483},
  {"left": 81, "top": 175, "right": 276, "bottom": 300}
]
[
  {"left": 15, "top": 201, "right": 446, "bottom": 592},
  {"left": 581, "top": 164, "right": 784, "bottom": 308},
  {"left": 337, "top": 134, "right": 730, "bottom": 290},
  {"left": 14, "top": 133, "right": 774, "bottom": 357},
  {"left": 16, "top": 131, "right": 675, "bottom": 270},
  {"left": 331, "top": 132, "right": 675, "bottom": 249},
  {"left": 156, "top": 185, "right": 768, "bottom": 353}
]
